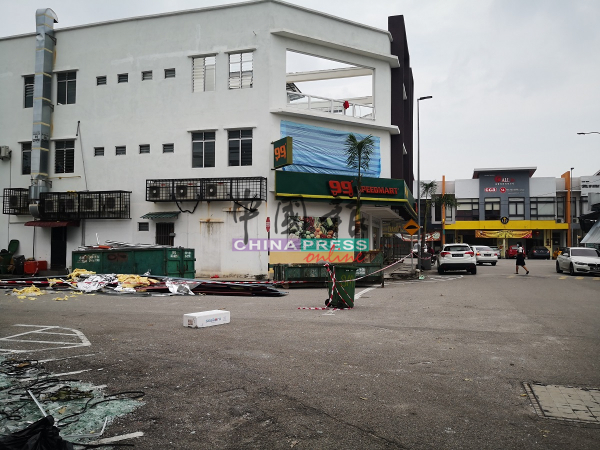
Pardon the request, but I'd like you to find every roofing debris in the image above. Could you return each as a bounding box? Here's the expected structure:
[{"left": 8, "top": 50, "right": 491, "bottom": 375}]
[{"left": 1, "top": 272, "right": 287, "bottom": 297}]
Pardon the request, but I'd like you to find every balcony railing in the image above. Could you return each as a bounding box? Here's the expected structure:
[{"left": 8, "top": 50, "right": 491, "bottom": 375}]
[
  {"left": 146, "top": 177, "right": 267, "bottom": 202},
  {"left": 286, "top": 91, "right": 375, "bottom": 120}
]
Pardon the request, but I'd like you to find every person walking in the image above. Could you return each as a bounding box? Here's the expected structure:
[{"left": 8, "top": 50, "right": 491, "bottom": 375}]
[{"left": 515, "top": 244, "right": 529, "bottom": 275}]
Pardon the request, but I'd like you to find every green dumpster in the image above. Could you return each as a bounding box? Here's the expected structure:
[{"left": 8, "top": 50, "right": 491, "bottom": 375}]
[
  {"left": 327, "top": 265, "right": 357, "bottom": 308},
  {"left": 72, "top": 247, "right": 196, "bottom": 278}
]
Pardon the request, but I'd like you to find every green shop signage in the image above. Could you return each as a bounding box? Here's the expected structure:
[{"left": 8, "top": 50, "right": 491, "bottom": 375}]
[{"left": 275, "top": 171, "right": 415, "bottom": 210}]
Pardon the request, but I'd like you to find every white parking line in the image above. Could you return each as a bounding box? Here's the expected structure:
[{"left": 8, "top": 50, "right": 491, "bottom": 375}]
[
  {"left": 0, "top": 324, "right": 91, "bottom": 354},
  {"left": 355, "top": 287, "right": 378, "bottom": 299}
]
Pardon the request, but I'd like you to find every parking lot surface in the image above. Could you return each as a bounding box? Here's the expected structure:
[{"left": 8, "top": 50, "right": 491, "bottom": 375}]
[{"left": 1, "top": 258, "right": 599, "bottom": 449}]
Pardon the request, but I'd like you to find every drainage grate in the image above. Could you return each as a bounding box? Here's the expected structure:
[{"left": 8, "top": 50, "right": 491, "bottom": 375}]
[{"left": 523, "top": 382, "right": 600, "bottom": 425}]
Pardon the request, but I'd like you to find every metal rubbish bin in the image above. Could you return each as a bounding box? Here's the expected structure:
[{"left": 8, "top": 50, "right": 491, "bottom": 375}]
[
  {"left": 419, "top": 255, "right": 432, "bottom": 271},
  {"left": 327, "top": 265, "right": 357, "bottom": 308}
]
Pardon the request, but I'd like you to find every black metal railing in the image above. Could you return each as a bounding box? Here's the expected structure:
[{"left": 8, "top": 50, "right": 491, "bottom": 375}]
[
  {"left": 146, "top": 177, "right": 267, "bottom": 202},
  {"left": 40, "top": 191, "right": 131, "bottom": 220},
  {"left": 2, "top": 188, "right": 29, "bottom": 215}
]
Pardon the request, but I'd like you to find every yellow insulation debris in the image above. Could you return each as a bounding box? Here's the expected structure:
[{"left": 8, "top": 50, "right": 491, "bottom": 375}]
[
  {"left": 68, "top": 269, "right": 96, "bottom": 280},
  {"left": 116, "top": 274, "right": 156, "bottom": 288},
  {"left": 12, "top": 286, "right": 44, "bottom": 296}
]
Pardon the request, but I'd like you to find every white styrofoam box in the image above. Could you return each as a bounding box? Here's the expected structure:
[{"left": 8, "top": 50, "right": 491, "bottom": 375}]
[{"left": 183, "top": 310, "right": 230, "bottom": 328}]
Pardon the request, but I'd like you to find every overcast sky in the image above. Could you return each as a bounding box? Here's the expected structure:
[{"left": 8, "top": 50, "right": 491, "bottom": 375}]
[{"left": 3, "top": 0, "right": 599, "bottom": 182}]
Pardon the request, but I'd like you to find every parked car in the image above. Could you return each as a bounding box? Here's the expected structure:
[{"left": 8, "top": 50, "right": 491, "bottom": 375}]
[
  {"left": 471, "top": 245, "right": 499, "bottom": 266},
  {"left": 489, "top": 246, "right": 501, "bottom": 258},
  {"left": 528, "top": 246, "right": 550, "bottom": 260},
  {"left": 505, "top": 245, "right": 520, "bottom": 259},
  {"left": 437, "top": 244, "right": 477, "bottom": 275},
  {"left": 556, "top": 247, "right": 600, "bottom": 276}
]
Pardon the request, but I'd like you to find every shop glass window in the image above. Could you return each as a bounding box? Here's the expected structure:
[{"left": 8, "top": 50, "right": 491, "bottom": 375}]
[
  {"left": 530, "top": 197, "right": 555, "bottom": 220},
  {"left": 22, "top": 142, "right": 32, "bottom": 175},
  {"left": 57, "top": 71, "right": 76, "bottom": 105},
  {"left": 456, "top": 198, "right": 478, "bottom": 220},
  {"left": 228, "top": 129, "right": 252, "bottom": 166},
  {"left": 287, "top": 216, "right": 339, "bottom": 240},
  {"left": 55, "top": 140, "right": 75, "bottom": 174},
  {"left": 192, "top": 132, "right": 216, "bottom": 168},
  {"left": 24, "top": 75, "right": 34, "bottom": 108},
  {"left": 508, "top": 197, "right": 525, "bottom": 220},
  {"left": 229, "top": 52, "right": 253, "bottom": 89},
  {"left": 484, "top": 198, "right": 500, "bottom": 220},
  {"left": 193, "top": 56, "right": 216, "bottom": 92}
]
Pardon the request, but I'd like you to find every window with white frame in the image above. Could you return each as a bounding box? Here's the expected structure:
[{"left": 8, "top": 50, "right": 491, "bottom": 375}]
[
  {"left": 163, "top": 143, "right": 174, "bottom": 153},
  {"left": 530, "top": 197, "right": 555, "bottom": 220},
  {"left": 24, "top": 76, "right": 34, "bottom": 108},
  {"left": 116, "top": 146, "right": 126, "bottom": 156},
  {"left": 97, "top": 76, "right": 107, "bottom": 85},
  {"left": 229, "top": 52, "right": 253, "bottom": 89},
  {"left": 192, "top": 132, "right": 216, "bottom": 168},
  {"left": 228, "top": 129, "right": 252, "bottom": 166},
  {"left": 139, "top": 144, "right": 150, "bottom": 154},
  {"left": 142, "top": 71, "right": 152, "bottom": 81},
  {"left": 55, "top": 140, "right": 75, "bottom": 174},
  {"left": 118, "top": 73, "right": 128, "bottom": 83},
  {"left": 508, "top": 197, "right": 525, "bottom": 220},
  {"left": 193, "top": 56, "right": 216, "bottom": 92},
  {"left": 484, "top": 197, "right": 501, "bottom": 220},
  {"left": 164, "top": 68, "right": 176, "bottom": 78},
  {"left": 57, "top": 72, "right": 76, "bottom": 105},
  {"left": 94, "top": 147, "right": 104, "bottom": 157},
  {"left": 22, "top": 142, "right": 32, "bottom": 175}
]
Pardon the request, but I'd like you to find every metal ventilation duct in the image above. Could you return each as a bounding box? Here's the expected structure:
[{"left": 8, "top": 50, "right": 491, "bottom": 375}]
[{"left": 29, "top": 8, "right": 58, "bottom": 217}]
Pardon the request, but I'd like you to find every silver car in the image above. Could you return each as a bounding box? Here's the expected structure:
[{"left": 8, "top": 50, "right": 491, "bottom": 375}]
[
  {"left": 471, "top": 245, "right": 499, "bottom": 266},
  {"left": 437, "top": 244, "right": 477, "bottom": 275},
  {"left": 556, "top": 247, "right": 600, "bottom": 276}
]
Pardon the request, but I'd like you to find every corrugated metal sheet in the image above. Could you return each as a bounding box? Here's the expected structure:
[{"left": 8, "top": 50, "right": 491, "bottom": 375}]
[
  {"left": 581, "top": 220, "right": 600, "bottom": 244},
  {"left": 140, "top": 212, "right": 180, "bottom": 219}
]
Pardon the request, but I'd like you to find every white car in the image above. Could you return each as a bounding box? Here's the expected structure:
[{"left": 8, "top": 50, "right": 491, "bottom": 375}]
[
  {"left": 471, "top": 245, "right": 499, "bottom": 266},
  {"left": 437, "top": 244, "right": 477, "bottom": 275},
  {"left": 556, "top": 247, "right": 600, "bottom": 276}
]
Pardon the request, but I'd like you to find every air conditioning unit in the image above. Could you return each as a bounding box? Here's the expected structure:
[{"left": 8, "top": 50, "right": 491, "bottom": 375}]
[
  {"left": 204, "top": 182, "right": 229, "bottom": 200},
  {"left": 148, "top": 182, "right": 168, "bottom": 201},
  {"left": 58, "top": 198, "right": 78, "bottom": 213},
  {"left": 80, "top": 197, "right": 99, "bottom": 212},
  {"left": 44, "top": 199, "right": 57, "bottom": 213},
  {"left": 556, "top": 218, "right": 564, "bottom": 223},
  {"left": 102, "top": 196, "right": 124, "bottom": 212},
  {"left": 0, "top": 146, "right": 11, "bottom": 160},
  {"left": 174, "top": 182, "right": 199, "bottom": 201}
]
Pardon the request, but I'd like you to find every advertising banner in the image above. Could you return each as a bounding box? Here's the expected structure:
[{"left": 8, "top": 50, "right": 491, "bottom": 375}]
[{"left": 475, "top": 230, "right": 532, "bottom": 239}]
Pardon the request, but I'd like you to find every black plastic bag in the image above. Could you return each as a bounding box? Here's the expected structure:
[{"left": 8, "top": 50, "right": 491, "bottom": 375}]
[{"left": 0, "top": 415, "right": 74, "bottom": 450}]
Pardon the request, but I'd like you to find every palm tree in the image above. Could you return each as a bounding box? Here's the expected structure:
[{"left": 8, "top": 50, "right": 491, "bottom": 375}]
[
  {"left": 344, "top": 133, "right": 375, "bottom": 241},
  {"left": 420, "top": 181, "right": 457, "bottom": 252}
]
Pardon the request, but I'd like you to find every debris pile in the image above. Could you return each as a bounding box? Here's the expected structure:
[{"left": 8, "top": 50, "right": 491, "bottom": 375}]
[{"left": 1, "top": 272, "right": 287, "bottom": 297}]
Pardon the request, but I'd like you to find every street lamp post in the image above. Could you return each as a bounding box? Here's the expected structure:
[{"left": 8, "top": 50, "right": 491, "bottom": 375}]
[
  {"left": 417, "top": 95, "right": 432, "bottom": 265},
  {"left": 569, "top": 167, "right": 574, "bottom": 247}
]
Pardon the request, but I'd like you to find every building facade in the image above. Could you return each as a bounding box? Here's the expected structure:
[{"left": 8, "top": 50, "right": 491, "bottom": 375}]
[
  {"left": 419, "top": 167, "right": 600, "bottom": 255},
  {"left": 0, "top": 0, "right": 416, "bottom": 276}
]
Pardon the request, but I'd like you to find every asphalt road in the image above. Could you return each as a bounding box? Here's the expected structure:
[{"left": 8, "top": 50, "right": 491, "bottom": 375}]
[{"left": 1, "top": 258, "right": 599, "bottom": 449}]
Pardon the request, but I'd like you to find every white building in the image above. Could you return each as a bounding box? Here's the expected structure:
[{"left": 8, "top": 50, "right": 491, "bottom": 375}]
[{"left": 0, "top": 0, "right": 416, "bottom": 276}]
